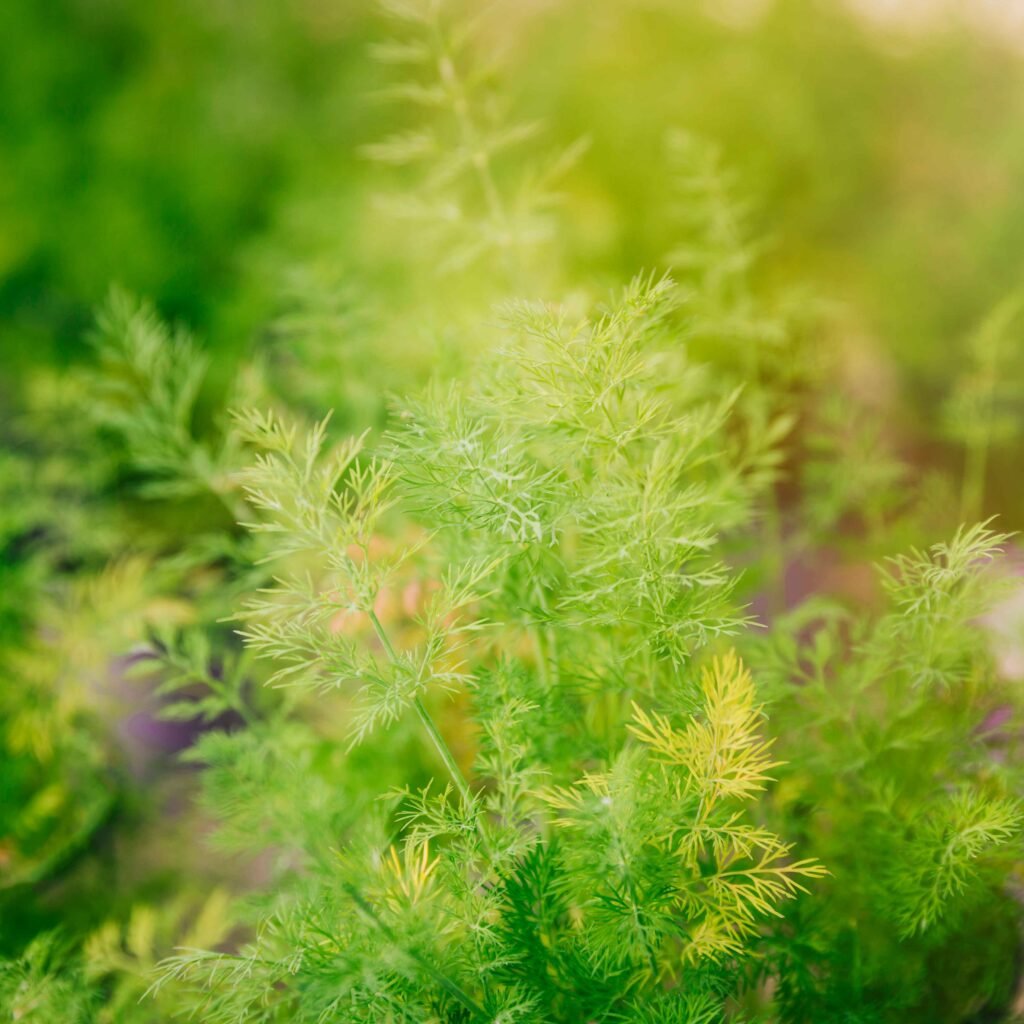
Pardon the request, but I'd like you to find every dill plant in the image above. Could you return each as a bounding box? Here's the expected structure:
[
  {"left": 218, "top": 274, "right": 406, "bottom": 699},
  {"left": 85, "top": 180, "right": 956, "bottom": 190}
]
[
  {"left": 749, "top": 524, "right": 1024, "bottom": 1020},
  {"left": 132, "top": 277, "right": 1020, "bottom": 1022},
  {"left": 150, "top": 275, "right": 827, "bottom": 1021},
  {"left": 2, "top": 2, "right": 1024, "bottom": 1022},
  {"left": 364, "top": 0, "right": 584, "bottom": 287}
]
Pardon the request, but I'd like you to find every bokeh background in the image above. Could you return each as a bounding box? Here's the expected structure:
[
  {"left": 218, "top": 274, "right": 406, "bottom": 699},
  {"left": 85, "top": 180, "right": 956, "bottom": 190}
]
[{"left": 4, "top": 0, "right": 1024, "bottom": 507}]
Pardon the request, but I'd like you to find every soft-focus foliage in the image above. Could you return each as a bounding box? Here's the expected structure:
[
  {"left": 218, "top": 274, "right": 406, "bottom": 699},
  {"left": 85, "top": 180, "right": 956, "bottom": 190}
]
[{"left": 2, "top": 1, "right": 1024, "bottom": 1021}]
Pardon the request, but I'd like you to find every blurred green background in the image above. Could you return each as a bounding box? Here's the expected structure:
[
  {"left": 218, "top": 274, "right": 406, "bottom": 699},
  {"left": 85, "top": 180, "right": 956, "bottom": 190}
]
[
  {"left": 4, "top": 0, "right": 1023, "bottom": 429},
  {"left": 4, "top": 0, "right": 1024, "bottom": 553}
]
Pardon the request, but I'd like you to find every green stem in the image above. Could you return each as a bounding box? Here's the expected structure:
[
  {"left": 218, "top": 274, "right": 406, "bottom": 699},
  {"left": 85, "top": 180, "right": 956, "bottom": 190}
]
[
  {"left": 532, "top": 571, "right": 560, "bottom": 688},
  {"left": 368, "top": 605, "right": 399, "bottom": 656},
  {"left": 366, "top": 609, "right": 478, "bottom": 822},
  {"left": 960, "top": 433, "right": 988, "bottom": 525},
  {"left": 429, "top": 10, "right": 520, "bottom": 289},
  {"left": 358, "top": 614, "right": 492, "bottom": 1010},
  {"left": 958, "top": 296, "right": 1016, "bottom": 523},
  {"left": 343, "top": 882, "right": 486, "bottom": 1018},
  {"left": 228, "top": 646, "right": 259, "bottom": 728},
  {"left": 412, "top": 696, "right": 475, "bottom": 811}
]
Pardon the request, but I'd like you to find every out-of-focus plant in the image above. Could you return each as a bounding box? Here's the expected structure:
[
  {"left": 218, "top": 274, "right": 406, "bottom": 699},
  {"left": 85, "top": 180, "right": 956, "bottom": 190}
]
[
  {"left": 750, "top": 524, "right": 1024, "bottom": 1020},
  {"left": 365, "top": 0, "right": 586, "bottom": 290},
  {"left": 944, "top": 293, "right": 1024, "bottom": 524}
]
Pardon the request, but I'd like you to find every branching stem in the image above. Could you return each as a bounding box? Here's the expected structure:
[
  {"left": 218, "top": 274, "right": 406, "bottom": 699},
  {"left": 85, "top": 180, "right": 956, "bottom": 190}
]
[
  {"left": 367, "top": 608, "right": 485, "bottom": 842},
  {"left": 343, "top": 882, "right": 487, "bottom": 1018}
]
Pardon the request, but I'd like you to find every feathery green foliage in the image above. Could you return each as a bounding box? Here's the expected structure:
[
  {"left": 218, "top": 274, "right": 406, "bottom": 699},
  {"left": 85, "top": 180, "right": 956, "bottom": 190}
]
[{"left": 2, "top": 2, "right": 1024, "bottom": 1022}]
